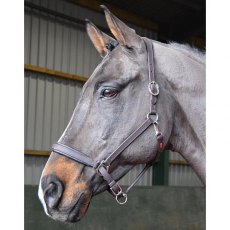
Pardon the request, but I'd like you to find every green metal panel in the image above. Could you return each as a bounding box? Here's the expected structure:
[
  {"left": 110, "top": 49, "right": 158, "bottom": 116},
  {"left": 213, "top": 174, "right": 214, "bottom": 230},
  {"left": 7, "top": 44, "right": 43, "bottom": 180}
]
[
  {"left": 153, "top": 150, "right": 169, "bottom": 185},
  {"left": 25, "top": 185, "right": 205, "bottom": 230}
]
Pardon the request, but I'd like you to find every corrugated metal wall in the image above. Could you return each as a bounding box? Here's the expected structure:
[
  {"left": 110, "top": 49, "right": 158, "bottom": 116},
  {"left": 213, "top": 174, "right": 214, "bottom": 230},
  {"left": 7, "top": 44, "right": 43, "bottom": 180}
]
[
  {"left": 24, "top": 0, "right": 156, "bottom": 185},
  {"left": 169, "top": 151, "right": 203, "bottom": 186},
  {"left": 25, "top": 0, "right": 101, "bottom": 76},
  {"left": 25, "top": 71, "right": 84, "bottom": 150},
  {"left": 24, "top": 0, "right": 156, "bottom": 74}
]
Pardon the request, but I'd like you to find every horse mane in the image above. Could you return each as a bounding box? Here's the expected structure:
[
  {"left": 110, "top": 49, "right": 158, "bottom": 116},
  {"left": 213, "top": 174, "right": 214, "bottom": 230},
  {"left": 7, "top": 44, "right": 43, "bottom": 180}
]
[{"left": 168, "top": 42, "right": 206, "bottom": 64}]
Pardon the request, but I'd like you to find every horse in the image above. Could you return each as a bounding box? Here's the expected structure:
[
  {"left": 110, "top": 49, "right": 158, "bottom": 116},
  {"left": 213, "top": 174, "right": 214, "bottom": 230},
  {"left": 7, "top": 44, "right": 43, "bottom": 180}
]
[{"left": 38, "top": 5, "right": 205, "bottom": 223}]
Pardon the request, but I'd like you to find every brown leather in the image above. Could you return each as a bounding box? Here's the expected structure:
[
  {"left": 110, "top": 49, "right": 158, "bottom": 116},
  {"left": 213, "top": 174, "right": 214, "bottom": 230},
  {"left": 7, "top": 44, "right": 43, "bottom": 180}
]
[
  {"left": 51, "top": 37, "right": 164, "bottom": 204},
  {"left": 52, "top": 143, "right": 95, "bottom": 167},
  {"left": 103, "top": 117, "right": 154, "bottom": 166}
]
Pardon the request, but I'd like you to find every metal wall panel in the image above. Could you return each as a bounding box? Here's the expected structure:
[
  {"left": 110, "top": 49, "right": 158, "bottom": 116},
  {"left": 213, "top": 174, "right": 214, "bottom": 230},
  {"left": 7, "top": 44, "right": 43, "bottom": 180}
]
[
  {"left": 24, "top": 71, "right": 84, "bottom": 150},
  {"left": 24, "top": 155, "right": 49, "bottom": 185},
  {"left": 168, "top": 151, "right": 203, "bottom": 186},
  {"left": 25, "top": 2, "right": 101, "bottom": 76},
  {"left": 120, "top": 165, "right": 152, "bottom": 186},
  {"left": 24, "top": 0, "right": 156, "bottom": 77}
]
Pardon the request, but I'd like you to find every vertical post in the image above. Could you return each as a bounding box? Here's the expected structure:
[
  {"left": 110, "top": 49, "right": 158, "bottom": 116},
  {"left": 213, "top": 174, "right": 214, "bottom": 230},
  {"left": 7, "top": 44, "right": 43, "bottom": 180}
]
[{"left": 152, "top": 150, "right": 169, "bottom": 185}]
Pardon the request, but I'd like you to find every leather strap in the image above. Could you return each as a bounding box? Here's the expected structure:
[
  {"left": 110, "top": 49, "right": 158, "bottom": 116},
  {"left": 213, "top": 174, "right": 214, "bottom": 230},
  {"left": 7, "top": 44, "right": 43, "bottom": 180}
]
[
  {"left": 52, "top": 143, "right": 95, "bottom": 167},
  {"left": 143, "top": 37, "right": 164, "bottom": 150},
  {"left": 103, "top": 117, "right": 153, "bottom": 166},
  {"left": 125, "top": 163, "right": 152, "bottom": 194}
]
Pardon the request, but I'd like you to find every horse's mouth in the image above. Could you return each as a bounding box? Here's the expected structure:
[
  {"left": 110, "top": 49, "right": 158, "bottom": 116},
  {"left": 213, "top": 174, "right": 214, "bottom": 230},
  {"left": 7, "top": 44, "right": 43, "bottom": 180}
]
[{"left": 67, "top": 192, "right": 91, "bottom": 222}]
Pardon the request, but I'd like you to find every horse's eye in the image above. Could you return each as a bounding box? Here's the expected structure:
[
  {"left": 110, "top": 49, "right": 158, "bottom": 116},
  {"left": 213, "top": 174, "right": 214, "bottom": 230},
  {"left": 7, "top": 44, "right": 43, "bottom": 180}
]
[{"left": 101, "top": 88, "right": 118, "bottom": 98}]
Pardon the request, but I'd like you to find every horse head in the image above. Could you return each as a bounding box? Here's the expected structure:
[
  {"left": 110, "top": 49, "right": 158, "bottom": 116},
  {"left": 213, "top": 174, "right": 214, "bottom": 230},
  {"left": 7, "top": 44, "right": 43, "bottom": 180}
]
[{"left": 38, "top": 5, "right": 205, "bottom": 223}]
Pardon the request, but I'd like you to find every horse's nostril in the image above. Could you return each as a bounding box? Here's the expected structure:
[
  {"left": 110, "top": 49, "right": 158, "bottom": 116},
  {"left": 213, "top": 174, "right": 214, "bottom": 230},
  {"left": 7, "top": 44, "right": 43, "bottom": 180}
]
[{"left": 44, "top": 180, "right": 63, "bottom": 209}]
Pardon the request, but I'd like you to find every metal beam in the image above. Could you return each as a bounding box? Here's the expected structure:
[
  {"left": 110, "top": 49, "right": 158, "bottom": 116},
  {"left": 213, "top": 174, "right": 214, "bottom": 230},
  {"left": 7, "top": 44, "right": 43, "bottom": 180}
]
[
  {"left": 67, "top": 0, "right": 158, "bottom": 31},
  {"left": 24, "top": 64, "right": 88, "bottom": 82},
  {"left": 169, "top": 160, "right": 189, "bottom": 166},
  {"left": 25, "top": 149, "right": 50, "bottom": 156}
]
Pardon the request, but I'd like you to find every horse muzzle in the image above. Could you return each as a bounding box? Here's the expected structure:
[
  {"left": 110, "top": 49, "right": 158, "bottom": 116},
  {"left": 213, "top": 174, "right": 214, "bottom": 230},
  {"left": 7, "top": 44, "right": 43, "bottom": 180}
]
[{"left": 38, "top": 174, "right": 92, "bottom": 223}]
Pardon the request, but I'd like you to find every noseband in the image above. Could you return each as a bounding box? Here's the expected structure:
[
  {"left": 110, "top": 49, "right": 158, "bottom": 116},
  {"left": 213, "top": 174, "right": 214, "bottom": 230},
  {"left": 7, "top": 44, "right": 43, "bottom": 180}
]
[{"left": 51, "top": 38, "right": 164, "bottom": 205}]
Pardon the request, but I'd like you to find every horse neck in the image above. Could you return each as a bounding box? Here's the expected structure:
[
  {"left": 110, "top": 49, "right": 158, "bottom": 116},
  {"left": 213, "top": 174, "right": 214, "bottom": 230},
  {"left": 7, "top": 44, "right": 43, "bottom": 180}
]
[{"left": 153, "top": 41, "right": 206, "bottom": 183}]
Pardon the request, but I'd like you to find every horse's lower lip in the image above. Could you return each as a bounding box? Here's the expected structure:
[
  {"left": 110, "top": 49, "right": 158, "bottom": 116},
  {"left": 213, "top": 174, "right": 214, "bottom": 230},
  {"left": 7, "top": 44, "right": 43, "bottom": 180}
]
[{"left": 67, "top": 193, "right": 85, "bottom": 222}]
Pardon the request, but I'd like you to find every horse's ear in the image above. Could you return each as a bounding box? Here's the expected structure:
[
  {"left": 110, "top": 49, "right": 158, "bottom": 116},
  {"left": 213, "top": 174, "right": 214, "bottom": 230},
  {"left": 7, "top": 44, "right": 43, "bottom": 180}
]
[
  {"left": 86, "top": 19, "right": 117, "bottom": 57},
  {"left": 101, "top": 5, "right": 142, "bottom": 48}
]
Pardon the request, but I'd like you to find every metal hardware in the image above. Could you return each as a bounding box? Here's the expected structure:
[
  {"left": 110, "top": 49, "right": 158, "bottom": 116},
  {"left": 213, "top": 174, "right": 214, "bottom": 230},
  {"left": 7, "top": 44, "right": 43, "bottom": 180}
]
[
  {"left": 110, "top": 184, "right": 128, "bottom": 205},
  {"left": 147, "top": 112, "right": 158, "bottom": 123},
  {"left": 116, "top": 192, "right": 128, "bottom": 205},
  {"left": 95, "top": 160, "right": 110, "bottom": 176},
  {"left": 148, "top": 81, "right": 159, "bottom": 96},
  {"left": 110, "top": 183, "right": 122, "bottom": 196},
  {"left": 153, "top": 122, "right": 163, "bottom": 150},
  {"left": 153, "top": 122, "right": 161, "bottom": 136}
]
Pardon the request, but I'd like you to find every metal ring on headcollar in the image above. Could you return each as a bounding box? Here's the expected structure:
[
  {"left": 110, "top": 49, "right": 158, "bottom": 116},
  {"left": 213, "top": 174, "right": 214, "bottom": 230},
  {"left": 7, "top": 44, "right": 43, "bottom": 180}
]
[
  {"left": 116, "top": 192, "right": 128, "bottom": 205},
  {"left": 95, "top": 160, "right": 110, "bottom": 176},
  {"left": 110, "top": 184, "right": 128, "bottom": 205},
  {"left": 148, "top": 81, "right": 159, "bottom": 96},
  {"left": 147, "top": 112, "right": 158, "bottom": 123}
]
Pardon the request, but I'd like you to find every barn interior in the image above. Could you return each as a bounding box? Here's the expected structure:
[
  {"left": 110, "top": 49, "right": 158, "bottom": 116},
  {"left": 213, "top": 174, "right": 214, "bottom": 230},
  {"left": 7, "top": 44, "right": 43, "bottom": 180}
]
[{"left": 24, "top": 0, "right": 206, "bottom": 229}]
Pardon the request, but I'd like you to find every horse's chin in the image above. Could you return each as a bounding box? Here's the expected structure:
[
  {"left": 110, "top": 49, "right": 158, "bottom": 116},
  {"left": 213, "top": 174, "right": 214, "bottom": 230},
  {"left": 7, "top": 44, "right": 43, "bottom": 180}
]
[
  {"left": 66, "top": 192, "right": 91, "bottom": 223},
  {"left": 65, "top": 184, "right": 109, "bottom": 222}
]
